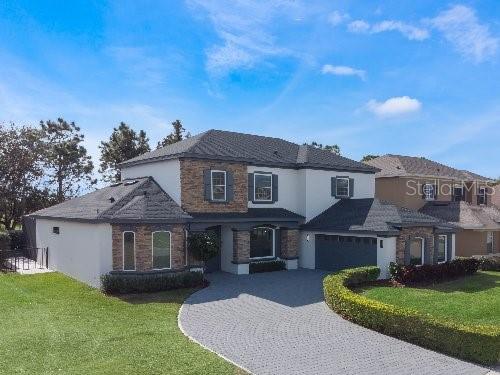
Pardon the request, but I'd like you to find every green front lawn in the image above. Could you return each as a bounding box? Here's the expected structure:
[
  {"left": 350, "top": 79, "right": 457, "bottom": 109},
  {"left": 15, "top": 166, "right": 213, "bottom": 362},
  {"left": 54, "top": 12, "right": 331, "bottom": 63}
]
[
  {"left": 359, "top": 271, "right": 500, "bottom": 326},
  {"left": 0, "top": 272, "right": 240, "bottom": 374}
]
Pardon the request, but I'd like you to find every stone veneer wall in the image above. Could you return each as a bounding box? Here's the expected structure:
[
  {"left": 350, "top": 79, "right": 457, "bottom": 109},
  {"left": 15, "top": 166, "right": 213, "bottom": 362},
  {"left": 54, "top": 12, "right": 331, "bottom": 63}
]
[
  {"left": 395, "top": 227, "right": 435, "bottom": 265},
  {"left": 280, "top": 229, "right": 299, "bottom": 259},
  {"left": 179, "top": 158, "right": 248, "bottom": 213},
  {"left": 232, "top": 230, "right": 250, "bottom": 264},
  {"left": 112, "top": 224, "right": 186, "bottom": 272}
]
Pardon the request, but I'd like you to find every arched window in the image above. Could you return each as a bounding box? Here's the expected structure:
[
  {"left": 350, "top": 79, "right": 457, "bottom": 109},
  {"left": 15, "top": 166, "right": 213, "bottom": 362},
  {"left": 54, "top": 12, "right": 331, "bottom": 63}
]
[
  {"left": 123, "top": 231, "right": 136, "bottom": 271},
  {"left": 152, "top": 231, "right": 171, "bottom": 269},
  {"left": 250, "top": 227, "right": 275, "bottom": 259},
  {"left": 410, "top": 237, "right": 424, "bottom": 265}
]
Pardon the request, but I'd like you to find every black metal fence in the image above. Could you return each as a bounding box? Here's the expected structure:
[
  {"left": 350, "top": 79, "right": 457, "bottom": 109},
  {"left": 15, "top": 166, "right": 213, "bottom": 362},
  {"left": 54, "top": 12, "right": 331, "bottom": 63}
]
[{"left": 0, "top": 247, "right": 48, "bottom": 272}]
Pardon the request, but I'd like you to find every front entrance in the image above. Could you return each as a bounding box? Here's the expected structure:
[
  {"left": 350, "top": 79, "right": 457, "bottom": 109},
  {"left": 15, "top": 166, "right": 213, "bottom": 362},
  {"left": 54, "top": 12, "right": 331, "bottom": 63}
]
[{"left": 315, "top": 234, "right": 377, "bottom": 271}]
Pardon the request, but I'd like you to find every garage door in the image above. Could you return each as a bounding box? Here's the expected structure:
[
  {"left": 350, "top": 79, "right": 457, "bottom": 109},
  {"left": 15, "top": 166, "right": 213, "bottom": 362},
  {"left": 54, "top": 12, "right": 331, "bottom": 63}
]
[{"left": 315, "top": 234, "right": 377, "bottom": 271}]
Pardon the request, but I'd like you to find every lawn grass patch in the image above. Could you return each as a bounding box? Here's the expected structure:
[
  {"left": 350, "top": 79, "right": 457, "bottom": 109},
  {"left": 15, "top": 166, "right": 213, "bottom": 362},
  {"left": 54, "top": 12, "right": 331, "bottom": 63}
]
[{"left": 0, "top": 272, "right": 240, "bottom": 374}]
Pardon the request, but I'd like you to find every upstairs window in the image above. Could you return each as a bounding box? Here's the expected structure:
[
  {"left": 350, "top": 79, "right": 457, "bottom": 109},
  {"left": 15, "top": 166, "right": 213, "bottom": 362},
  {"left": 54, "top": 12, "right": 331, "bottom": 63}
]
[
  {"left": 437, "top": 235, "right": 447, "bottom": 263},
  {"left": 453, "top": 185, "right": 464, "bottom": 201},
  {"left": 211, "top": 170, "right": 226, "bottom": 201},
  {"left": 254, "top": 173, "right": 272, "bottom": 202},
  {"left": 336, "top": 177, "right": 350, "bottom": 198},
  {"left": 478, "top": 187, "right": 487, "bottom": 205},
  {"left": 423, "top": 184, "right": 435, "bottom": 201}
]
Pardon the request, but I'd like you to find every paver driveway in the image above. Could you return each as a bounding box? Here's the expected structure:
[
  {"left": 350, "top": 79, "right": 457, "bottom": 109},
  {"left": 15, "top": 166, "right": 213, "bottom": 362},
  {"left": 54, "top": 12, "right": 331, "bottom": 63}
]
[{"left": 179, "top": 269, "right": 491, "bottom": 375}]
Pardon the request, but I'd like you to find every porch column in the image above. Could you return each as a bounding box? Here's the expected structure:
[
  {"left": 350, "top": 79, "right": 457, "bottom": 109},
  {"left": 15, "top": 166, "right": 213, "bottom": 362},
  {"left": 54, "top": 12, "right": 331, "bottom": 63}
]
[
  {"left": 280, "top": 228, "right": 299, "bottom": 270},
  {"left": 232, "top": 229, "right": 250, "bottom": 264}
]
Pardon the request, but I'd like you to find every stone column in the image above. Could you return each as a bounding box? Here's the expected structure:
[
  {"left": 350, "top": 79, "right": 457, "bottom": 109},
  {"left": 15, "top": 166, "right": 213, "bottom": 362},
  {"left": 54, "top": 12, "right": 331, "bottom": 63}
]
[
  {"left": 232, "top": 229, "right": 250, "bottom": 264},
  {"left": 280, "top": 229, "right": 299, "bottom": 259}
]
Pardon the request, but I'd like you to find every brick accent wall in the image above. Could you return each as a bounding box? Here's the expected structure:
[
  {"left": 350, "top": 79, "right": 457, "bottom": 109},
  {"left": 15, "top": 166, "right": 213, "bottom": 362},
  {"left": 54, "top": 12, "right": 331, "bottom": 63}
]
[
  {"left": 112, "top": 224, "right": 186, "bottom": 272},
  {"left": 280, "top": 229, "right": 299, "bottom": 259},
  {"left": 395, "top": 227, "right": 435, "bottom": 265},
  {"left": 232, "top": 230, "right": 250, "bottom": 263},
  {"left": 180, "top": 158, "right": 248, "bottom": 213}
]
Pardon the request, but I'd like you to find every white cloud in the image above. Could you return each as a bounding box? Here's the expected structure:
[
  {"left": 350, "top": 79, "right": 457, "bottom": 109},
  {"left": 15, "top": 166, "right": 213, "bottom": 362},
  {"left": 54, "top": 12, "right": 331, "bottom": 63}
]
[
  {"left": 328, "top": 11, "right": 350, "bottom": 26},
  {"left": 366, "top": 96, "right": 422, "bottom": 117},
  {"left": 348, "top": 20, "right": 370, "bottom": 33},
  {"left": 371, "top": 20, "right": 429, "bottom": 41},
  {"left": 429, "top": 5, "right": 498, "bottom": 63},
  {"left": 321, "top": 64, "right": 366, "bottom": 79},
  {"left": 348, "top": 19, "right": 429, "bottom": 41}
]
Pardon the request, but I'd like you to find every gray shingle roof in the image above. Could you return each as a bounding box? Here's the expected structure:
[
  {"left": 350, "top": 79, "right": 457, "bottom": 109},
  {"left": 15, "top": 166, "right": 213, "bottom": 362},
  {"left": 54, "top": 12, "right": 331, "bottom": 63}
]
[
  {"left": 364, "top": 154, "right": 490, "bottom": 181},
  {"left": 29, "top": 177, "right": 191, "bottom": 223},
  {"left": 302, "top": 198, "right": 449, "bottom": 234},
  {"left": 120, "top": 129, "right": 377, "bottom": 173},
  {"left": 420, "top": 201, "right": 500, "bottom": 230},
  {"left": 189, "top": 208, "right": 305, "bottom": 222}
]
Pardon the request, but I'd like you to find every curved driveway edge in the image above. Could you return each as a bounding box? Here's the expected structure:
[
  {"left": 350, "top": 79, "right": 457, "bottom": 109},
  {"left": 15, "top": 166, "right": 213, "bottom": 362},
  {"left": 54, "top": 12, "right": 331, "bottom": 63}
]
[{"left": 179, "top": 270, "right": 491, "bottom": 375}]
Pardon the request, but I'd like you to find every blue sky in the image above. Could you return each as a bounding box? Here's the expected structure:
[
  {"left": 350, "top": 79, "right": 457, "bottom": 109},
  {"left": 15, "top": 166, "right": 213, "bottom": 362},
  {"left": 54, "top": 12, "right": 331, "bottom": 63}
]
[{"left": 0, "top": 1, "right": 499, "bottom": 178}]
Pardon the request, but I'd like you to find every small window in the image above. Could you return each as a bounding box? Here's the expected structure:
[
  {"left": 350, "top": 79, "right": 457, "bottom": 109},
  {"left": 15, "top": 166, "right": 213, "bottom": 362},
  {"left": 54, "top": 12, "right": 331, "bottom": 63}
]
[
  {"left": 123, "top": 231, "right": 135, "bottom": 271},
  {"left": 410, "top": 238, "right": 424, "bottom": 265},
  {"left": 437, "top": 235, "right": 447, "bottom": 263},
  {"left": 478, "top": 187, "right": 487, "bottom": 205},
  {"left": 453, "top": 185, "right": 464, "bottom": 202},
  {"left": 254, "top": 173, "right": 272, "bottom": 202},
  {"left": 423, "top": 184, "right": 435, "bottom": 201},
  {"left": 380, "top": 239, "right": 384, "bottom": 248},
  {"left": 211, "top": 170, "right": 226, "bottom": 201},
  {"left": 336, "top": 177, "right": 349, "bottom": 198},
  {"left": 152, "top": 231, "right": 171, "bottom": 270},
  {"left": 487, "top": 232, "right": 494, "bottom": 253},
  {"left": 52, "top": 226, "right": 60, "bottom": 234}
]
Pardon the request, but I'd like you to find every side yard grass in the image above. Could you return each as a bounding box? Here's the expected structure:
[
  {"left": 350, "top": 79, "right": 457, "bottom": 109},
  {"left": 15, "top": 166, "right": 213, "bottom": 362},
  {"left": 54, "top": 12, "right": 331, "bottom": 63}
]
[
  {"left": 0, "top": 272, "right": 240, "bottom": 374},
  {"left": 359, "top": 271, "right": 499, "bottom": 326}
]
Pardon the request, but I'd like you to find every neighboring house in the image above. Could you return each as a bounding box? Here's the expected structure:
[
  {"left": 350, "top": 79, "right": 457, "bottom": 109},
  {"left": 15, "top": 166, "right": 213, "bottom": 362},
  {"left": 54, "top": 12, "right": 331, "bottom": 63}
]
[
  {"left": 365, "top": 155, "right": 500, "bottom": 257},
  {"left": 493, "top": 182, "right": 500, "bottom": 209},
  {"left": 29, "top": 130, "right": 455, "bottom": 286}
]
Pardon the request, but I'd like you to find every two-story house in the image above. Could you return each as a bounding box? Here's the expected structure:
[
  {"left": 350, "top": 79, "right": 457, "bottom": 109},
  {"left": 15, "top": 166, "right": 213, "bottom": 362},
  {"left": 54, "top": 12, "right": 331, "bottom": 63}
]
[
  {"left": 365, "top": 155, "right": 500, "bottom": 257},
  {"left": 29, "top": 131, "right": 455, "bottom": 287}
]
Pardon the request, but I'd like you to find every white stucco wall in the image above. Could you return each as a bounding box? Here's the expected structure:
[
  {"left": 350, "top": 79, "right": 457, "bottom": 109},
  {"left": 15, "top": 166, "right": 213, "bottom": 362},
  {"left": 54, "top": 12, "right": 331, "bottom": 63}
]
[
  {"left": 121, "top": 159, "right": 181, "bottom": 205},
  {"left": 247, "top": 166, "right": 375, "bottom": 222},
  {"left": 35, "top": 219, "right": 112, "bottom": 288},
  {"left": 377, "top": 237, "right": 397, "bottom": 279}
]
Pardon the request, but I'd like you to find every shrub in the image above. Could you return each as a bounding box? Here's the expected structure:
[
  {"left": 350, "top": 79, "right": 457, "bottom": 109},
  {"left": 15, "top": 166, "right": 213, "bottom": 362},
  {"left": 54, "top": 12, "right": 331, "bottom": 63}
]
[
  {"left": 8, "top": 230, "right": 26, "bottom": 250},
  {"left": 188, "top": 231, "right": 219, "bottom": 263},
  {"left": 389, "top": 258, "right": 480, "bottom": 284},
  {"left": 101, "top": 271, "right": 205, "bottom": 294},
  {"left": 323, "top": 267, "right": 500, "bottom": 365},
  {"left": 479, "top": 256, "right": 500, "bottom": 271},
  {"left": 249, "top": 260, "right": 286, "bottom": 274}
]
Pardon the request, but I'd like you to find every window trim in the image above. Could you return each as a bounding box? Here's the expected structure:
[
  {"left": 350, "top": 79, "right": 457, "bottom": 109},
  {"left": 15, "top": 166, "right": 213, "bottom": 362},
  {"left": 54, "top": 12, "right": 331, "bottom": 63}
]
[
  {"left": 151, "top": 230, "right": 172, "bottom": 270},
  {"left": 336, "top": 177, "right": 350, "bottom": 198},
  {"left": 253, "top": 172, "right": 273, "bottom": 202},
  {"left": 210, "top": 170, "right": 227, "bottom": 202},
  {"left": 423, "top": 183, "right": 435, "bottom": 201},
  {"left": 249, "top": 226, "right": 275, "bottom": 260},
  {"left": 437, "top": 235, "right": 447, "bottom": 264},
  {"left": 122, "top": 231, "right": 136, "bottom": 271},
  {"left": 411, "top": 237, "right": 425, "bottom": 266}
]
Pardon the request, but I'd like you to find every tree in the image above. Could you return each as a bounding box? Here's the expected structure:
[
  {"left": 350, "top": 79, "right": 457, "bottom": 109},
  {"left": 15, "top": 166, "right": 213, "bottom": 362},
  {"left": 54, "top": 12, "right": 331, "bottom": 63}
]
[
  {"left": 157, "top": 120, "right": 190, "bottom": 149},
  {"left": 0, "top": 123, "right": 53, "bottom": 230},
  {"left": 41, "top": 118, "right": 96, "bottom": 202},
  {"left": 99, "top": 122, "right": 151, "bottom": 182},
  {"left": 361, "top": 154, "right": 379, "bottom": 162},
  {"left": 304, "top": 141, "right": 341, "bottom": 155},
  {"left": 188, "top": 231, "right": 219, "bottom": 263}
]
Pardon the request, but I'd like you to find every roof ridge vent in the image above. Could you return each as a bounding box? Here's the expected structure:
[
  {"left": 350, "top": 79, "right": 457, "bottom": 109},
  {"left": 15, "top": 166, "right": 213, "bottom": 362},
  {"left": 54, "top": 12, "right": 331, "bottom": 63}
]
[{"left": 124, "top": 180, "right": 138, "bottom": 186}]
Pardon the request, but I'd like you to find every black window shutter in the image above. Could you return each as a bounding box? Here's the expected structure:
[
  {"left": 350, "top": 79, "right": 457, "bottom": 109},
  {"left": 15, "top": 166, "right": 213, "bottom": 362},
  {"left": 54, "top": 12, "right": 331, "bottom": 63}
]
[
  {"left": 272, "top": 174, "right": 278, "bottom": 202},
  {"left": 433, "top": 235, "right": 439, "bottom": 264},
  {"left": 424, "top": 237, "right": 431, "bottom": 264},
  {"left": 203, "top": 170, "right": 211, "bottom": 201},
  {"left": 226, "top": 171, "right": 234, "bottom": 202},
  {"left": 421, "top": 184, "right": 426, "bottom": 199},
  {"left": 331, "top": 177, "right": 337, "bottom": 197},
  {"left": 404, "top": 240, "right": 411, "bottom": 265},
  {"left": 485, "top": 188, "right": 489, "bottom": 205},
  {"left": 349, "top": 178, "right": 354, "bottom": 198},
  {"left": 274, "top": 228, "right": 281, "bottom": 258},
  {"left": 248, "top": 173, "right": 254, "bottom": 201},
  {"left": 433, "top": 184, "right": 438, "bottom": 199},
  {"left": 446, "top": 234, "right": 453, "bottom": 261}
]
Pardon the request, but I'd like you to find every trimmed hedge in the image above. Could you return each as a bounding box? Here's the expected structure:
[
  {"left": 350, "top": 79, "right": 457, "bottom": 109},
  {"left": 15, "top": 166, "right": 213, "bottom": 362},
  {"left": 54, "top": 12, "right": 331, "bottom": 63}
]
[
  {"left": 101, "top": 271, "right": 205, "bottom": 294},
  {"left": 389, "top": 258, "right": 480, "bottom": 284},
  {"left": 323, "top": 266, "right": 500, "bottom": 365},
  {"left": 249, "top": 260, "right": 286, "bottom": 274},
  {"left": 479, "top": 256, "right": 500, "bottom": 271}
]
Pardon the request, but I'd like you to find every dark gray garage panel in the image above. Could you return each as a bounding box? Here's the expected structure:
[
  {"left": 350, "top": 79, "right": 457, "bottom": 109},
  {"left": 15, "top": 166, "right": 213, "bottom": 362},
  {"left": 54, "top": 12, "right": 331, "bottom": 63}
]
[{"left": 315, "top": 234, "right": 377, "bottom": 271}]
